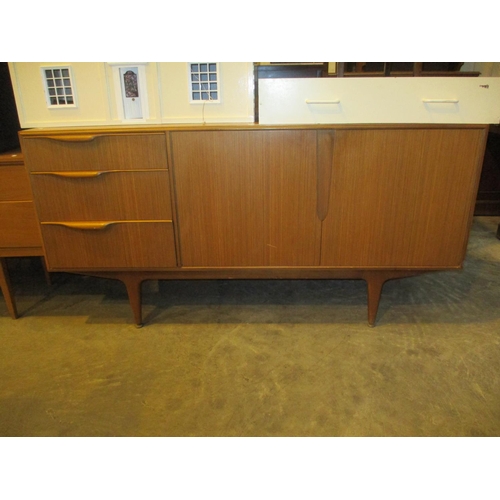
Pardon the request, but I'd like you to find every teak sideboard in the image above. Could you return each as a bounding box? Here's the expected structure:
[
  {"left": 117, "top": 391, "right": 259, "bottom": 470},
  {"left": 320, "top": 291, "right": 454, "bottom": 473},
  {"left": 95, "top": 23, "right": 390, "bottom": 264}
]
[{"left": 17, "top": 123, "right": 488, "bottom": 326}]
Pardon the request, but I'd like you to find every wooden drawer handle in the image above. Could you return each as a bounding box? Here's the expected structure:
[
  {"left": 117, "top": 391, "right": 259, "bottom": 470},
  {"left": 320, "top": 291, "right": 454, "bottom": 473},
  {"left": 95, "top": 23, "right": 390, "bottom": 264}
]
[
  {"left": 35, "top": 171, "right": 107, "bottom": 178},
  {"left": 46, "top": 135, "right": 98, "bottom": 143},
  {"left": 43, "top": 221, "right": 116, "bottom": 230}
]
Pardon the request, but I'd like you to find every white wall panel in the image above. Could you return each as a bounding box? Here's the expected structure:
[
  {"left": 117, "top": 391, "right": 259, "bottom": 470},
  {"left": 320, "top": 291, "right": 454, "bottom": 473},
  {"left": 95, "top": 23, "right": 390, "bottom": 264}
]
[
  {"left": 9, "top": 62, "right": 112, "bottom": 128},
  {"left": 158, "top": 62, "right": 254, "bottom": 124},
  {"left": 9, "top": 62, "right": 255, "bottom": 128}
]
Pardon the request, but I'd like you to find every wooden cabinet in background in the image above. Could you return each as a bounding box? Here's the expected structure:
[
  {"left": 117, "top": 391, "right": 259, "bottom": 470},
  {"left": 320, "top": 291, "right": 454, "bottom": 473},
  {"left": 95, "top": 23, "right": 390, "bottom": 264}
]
[
  {"left": 0, "top": 150, "right": 46, "bottom": 319},
  {"left": 0, "top": 153, "right": 42, "bottom": 250}
]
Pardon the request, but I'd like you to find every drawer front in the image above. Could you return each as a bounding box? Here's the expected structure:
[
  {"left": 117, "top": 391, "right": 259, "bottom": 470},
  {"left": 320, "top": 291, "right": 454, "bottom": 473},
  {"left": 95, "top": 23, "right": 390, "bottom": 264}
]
[
  {"left": 259, "top": 77, "right": 500, "bottom": 124},
  {"left": 23, "top": 133, "right": 168, "bottom": 173},
  {"left": 0, "top": 202, "right": 42, "bottom": 248},
  {"left": 41, "top": 221, "right": 177, "bottom": 270},
  {"left": 31, "top": 170, "right": 172, "bottom": 222},
  {"left": 0, "top": 166, "right": 33, "bottom": 201}
]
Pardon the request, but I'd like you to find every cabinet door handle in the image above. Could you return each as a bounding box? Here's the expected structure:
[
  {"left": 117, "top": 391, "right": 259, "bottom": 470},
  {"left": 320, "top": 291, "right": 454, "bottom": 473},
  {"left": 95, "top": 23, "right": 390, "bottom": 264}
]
[
  {"left": 34, "top": 171, "right": 107, "bottom": 178},
  {"left": 305, "top": 99, "right": 341, "bottom": 104},
  {"left": 46, "top": 135, "right": 99, "bottom": 142},
  {"left": 316, "top": 130, "right": 335, "bottom": 221},
  {"left": 422, "top": 99, "right": 459, "bottom": 104},
  {"left": 42, "top": 221, "right": 116, "bottom": 230}
]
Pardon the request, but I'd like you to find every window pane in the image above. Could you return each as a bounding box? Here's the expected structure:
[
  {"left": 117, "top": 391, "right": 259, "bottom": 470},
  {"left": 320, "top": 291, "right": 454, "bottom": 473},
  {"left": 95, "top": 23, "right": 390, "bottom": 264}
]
[
  {"left": 190, "top": 62, "right": 219, "bottom": 102},
  {"left": 44, "top": 67, "right": 74, "bottom": 106}
]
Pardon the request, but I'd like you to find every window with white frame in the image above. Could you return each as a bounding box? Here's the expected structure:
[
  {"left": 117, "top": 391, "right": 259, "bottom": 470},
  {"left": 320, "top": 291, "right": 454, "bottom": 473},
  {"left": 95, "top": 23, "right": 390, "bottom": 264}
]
[
  {"left": 189, "top": 63, "right": 219, "bottom": 102},
  {"left": 42, "top": 66, "right": 76, "bottom": 107}
]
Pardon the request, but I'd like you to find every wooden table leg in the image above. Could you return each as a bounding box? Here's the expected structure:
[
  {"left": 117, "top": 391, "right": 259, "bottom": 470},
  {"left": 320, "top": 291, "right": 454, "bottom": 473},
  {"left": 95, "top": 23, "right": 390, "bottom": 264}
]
[
  {"left": 364, "top": 271, "right": 387, "bottom": 327},
  {"left": 0, "top": 257, "right": 18, "bottom": 319},
  {"left": 121, "top": 274, "right": 144, "bottom": 328},
  {"left": 363, "top": 270, "right": 425, "bottom": 327}
]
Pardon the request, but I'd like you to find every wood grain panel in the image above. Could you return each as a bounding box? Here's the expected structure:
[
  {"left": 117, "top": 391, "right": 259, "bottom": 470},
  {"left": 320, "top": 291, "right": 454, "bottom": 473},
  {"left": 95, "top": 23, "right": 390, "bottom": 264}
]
[
  {"left": 171, "top": 130, "right": 266, "bottom": 266},
  {"left": 264, "top": 131, "right": 320, "bottom": 266},
  {"left": 41, "top": 221, "right": 177, "bottom": 270},
  {"left": 31, "top": 170, "right": 172, "bottom": 222},
  {"left": 0, "top": 166, "right": 33, "bottom": 201},
  {"left": 0, "top": 202, "right": 42, "bottom": 248},
  {"left": 320, "top": 127, "right": 487, "bottom": 267},
  {"left": 171, "top": 130, "right": 321, "bottom": 267},
  {"left": 0, "top": 247, "right": 44, "bottom": 258},
  {"left": 22, "top": 133, "right": 168, "bottom": 173}
]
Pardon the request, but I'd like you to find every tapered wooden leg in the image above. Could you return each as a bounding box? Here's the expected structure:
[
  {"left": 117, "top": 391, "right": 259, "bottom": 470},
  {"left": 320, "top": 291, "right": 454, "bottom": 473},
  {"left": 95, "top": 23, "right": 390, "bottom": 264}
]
[
  {"left": 0, "top": 258, "right": 18, "bottom": 319},
  {"left": 122, "top": 275, "right": 144, "bottom": 327},
  {"left": 364, "top": 272, "right": 387, "bottom": 327},
  {"left": 363, "top": 270, "right": 425, "bottom": 327}
]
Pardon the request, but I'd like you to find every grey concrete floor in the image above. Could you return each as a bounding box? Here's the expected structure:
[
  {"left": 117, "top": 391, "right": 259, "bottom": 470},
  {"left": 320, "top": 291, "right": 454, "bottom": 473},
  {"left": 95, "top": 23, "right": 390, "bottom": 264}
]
[{"left": 1, "top": 216, "right": 499, "bottom": 436}]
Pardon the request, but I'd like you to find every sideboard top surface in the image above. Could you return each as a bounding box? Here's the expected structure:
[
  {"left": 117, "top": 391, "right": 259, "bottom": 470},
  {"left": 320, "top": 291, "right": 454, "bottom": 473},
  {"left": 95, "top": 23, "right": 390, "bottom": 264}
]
[{"left": 18, "top": 123, "right": 490, "bottom": 138}]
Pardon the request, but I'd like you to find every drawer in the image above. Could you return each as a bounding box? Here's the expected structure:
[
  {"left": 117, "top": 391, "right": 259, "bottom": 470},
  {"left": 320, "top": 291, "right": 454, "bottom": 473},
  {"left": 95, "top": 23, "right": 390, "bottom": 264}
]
[
  {"left": 0, "top": 202, "right": 42, "bottom": 248},
  {"left": 259, "top": 77, "right": 500, "bottom": 124},
  {"left": 41, "top": 221, "right": 177, "bottom": 270},
  {"left": 0, "top": 166, "right": 33, "bottom": 201},
  {"left": 22, "top": 133, "right": 168, "bottom": 173},
  {"left": 31, "top": 170, "right": 172, "bottom": 222}
]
